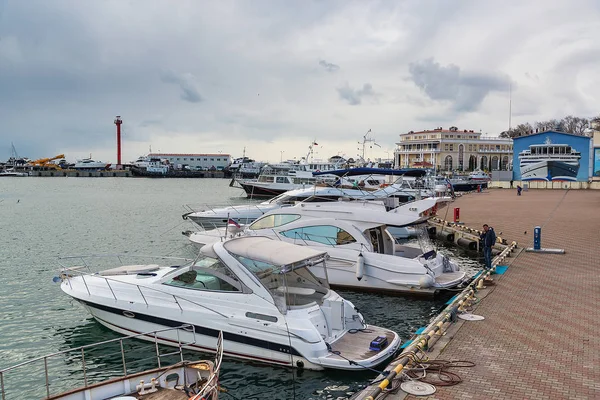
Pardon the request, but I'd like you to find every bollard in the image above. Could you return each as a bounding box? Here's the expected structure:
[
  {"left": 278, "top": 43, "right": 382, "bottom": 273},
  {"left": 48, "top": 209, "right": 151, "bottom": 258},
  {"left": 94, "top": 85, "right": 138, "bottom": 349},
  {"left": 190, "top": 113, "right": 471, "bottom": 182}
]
[
  {"left": 533, "top": 226, "right": 541, "bottom": 250},
  {"left": 453, "top": 207, "right": 460, "bottom": 223},
  {"left": 477, "top": 184, "right": 481, "bottom": 193}
]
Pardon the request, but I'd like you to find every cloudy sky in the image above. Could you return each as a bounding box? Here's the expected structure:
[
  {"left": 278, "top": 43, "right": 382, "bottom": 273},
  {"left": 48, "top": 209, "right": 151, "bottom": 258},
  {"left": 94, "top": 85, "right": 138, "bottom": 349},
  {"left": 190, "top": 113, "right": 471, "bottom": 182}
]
[{"left": 1, "top": 0, "right": 599, "bottom": 164}]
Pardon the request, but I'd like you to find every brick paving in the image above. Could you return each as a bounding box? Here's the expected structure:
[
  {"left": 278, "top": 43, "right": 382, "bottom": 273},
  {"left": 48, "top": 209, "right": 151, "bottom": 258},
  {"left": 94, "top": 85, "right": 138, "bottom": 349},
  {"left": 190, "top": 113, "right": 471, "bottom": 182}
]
[{"left": 405, "top": 189, "right": 600, "bottom": 400}]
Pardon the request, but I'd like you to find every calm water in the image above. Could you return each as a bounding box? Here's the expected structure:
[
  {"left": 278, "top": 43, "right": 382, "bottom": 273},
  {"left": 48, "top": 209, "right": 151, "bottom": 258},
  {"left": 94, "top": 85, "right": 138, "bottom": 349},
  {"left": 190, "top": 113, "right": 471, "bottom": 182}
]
[{"left": 0, "top": 177, "right": 483, "bottom": 399}]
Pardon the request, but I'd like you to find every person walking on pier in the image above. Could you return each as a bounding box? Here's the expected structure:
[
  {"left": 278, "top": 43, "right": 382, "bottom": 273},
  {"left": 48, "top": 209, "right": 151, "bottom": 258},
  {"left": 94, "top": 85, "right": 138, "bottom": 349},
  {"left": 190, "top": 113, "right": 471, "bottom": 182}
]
[{"left": 480, "top": 224, "right": 496, "bottom": 270}]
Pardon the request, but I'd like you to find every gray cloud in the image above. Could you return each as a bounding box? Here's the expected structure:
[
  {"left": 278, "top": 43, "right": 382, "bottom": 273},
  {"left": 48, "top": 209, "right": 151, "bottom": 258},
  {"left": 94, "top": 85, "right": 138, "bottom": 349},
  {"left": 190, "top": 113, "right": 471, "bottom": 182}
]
[
  {"left": 0, "top": 1, "right": 598, "bottom": 163},
  {"left": 319, "top": 59, "right": 340, "bottom": 72},
  {"left": 408, "top": 58, "right": 511, "bottom": 111},
  {"left": 160, "top": 71, "right": 203, "bottom": 103},
  {"left": 337, "top": 83, "right": 375, "bottom": 105}
]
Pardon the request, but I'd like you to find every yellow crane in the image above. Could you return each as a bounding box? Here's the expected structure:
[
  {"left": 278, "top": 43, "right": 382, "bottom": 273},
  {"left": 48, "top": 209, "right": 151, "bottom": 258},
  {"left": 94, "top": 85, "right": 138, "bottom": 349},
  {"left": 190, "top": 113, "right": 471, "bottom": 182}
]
[{"left": 29, "top": 154, "right": 65, "bottom": 170}]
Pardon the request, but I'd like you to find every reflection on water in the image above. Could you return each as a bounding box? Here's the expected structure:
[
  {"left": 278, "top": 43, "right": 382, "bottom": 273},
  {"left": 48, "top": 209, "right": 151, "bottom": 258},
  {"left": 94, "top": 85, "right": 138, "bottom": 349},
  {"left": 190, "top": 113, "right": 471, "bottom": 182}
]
[{"left": 0, "top": 178, "right": 484, "bottom": 399}]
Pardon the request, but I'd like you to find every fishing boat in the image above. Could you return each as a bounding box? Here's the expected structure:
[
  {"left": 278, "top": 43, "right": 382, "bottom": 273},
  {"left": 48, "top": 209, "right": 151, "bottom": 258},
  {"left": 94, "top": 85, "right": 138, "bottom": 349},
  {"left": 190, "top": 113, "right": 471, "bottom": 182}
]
[
  {"left": 58, "top": 239, "right": 401, "bottom": 371},
  {"left": 0, "top": 325, "right": 223, "bottom": 399},
  {"left": 187, "top": 198, "right": 466, "bottom": 296}
]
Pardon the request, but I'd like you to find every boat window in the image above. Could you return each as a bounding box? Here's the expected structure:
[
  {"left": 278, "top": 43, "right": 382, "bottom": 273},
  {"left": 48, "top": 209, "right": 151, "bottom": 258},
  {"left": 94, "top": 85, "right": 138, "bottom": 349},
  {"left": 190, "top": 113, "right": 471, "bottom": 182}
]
[
  {"left": 280, "top": 225, "right": 357, "bottom": 246},
  {"left": 163, "top": 257, "right": 242, "bottom": 292},
  {"left": 233, "top": 255, "right": 329, "bottom": 313},
  {"left": 249, "top": 214, "right": 301, "bottom": 230},
  {"left": 276, "top": 177, "right": 287, "bottom": 183}
]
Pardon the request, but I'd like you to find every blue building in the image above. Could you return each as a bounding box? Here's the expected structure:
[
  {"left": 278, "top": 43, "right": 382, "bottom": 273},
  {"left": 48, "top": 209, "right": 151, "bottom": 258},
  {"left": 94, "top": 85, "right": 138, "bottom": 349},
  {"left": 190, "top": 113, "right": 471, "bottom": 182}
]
[{"left": 512, "top": 131, "right": 592, "bottom": 182}]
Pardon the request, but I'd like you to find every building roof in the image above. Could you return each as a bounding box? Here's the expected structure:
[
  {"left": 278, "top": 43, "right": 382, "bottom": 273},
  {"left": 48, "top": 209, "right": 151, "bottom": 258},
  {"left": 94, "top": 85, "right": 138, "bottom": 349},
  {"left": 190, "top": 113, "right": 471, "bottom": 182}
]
[
  {"left": 400, "top": 128, "right": 480, "bottom": 135},
  {"left": 512, "top": 130, "right": 591, "bottom": 141},
  {"left": 148, "top": 153, "right": 231, "bottom": 157}
]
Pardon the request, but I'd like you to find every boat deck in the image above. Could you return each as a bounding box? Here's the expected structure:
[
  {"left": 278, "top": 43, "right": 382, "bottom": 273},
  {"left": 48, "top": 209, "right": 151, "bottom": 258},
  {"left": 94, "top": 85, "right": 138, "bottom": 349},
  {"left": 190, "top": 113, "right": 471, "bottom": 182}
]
[
  {"left": 137, "top": 387, "right": 191, "bottom": 399},
  {"left": 435, "top": 271, "right": 465, "bottom": 284},
  {"left": 326, "top": 325, "right": 396, "bottom": 362}
]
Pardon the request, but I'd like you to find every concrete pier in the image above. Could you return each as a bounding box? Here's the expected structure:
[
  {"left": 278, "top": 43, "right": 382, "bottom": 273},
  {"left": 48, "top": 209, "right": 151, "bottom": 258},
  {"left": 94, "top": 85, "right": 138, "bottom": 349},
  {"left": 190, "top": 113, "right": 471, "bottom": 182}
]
[
  {"left": 355, "top": 189, "right": 600, "bottom": 400},
  {"left": 23, "top": 170, "right": 226, "bottom": 178}
]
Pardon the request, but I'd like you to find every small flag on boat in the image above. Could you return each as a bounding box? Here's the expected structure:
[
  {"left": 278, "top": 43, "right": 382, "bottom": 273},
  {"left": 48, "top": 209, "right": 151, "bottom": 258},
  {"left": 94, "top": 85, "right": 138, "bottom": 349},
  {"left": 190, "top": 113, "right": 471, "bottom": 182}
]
[
  {"left": 228, "top": 218, "right": 241, "bottom": 228},
  {"left": 313, "top": 142, "right": 318, "bottom": 146}
]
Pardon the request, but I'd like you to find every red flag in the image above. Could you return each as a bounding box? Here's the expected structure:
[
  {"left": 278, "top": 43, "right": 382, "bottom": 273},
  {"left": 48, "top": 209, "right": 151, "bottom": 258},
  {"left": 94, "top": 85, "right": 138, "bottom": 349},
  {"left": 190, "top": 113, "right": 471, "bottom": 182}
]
[{"left": 227, "top": 218, "right": 241, "bottom": 228}]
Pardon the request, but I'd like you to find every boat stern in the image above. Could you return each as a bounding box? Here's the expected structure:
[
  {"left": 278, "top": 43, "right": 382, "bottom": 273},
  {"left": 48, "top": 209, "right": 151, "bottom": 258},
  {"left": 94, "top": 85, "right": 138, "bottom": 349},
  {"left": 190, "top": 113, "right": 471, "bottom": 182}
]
[{"left": 318, "top": 325, "right": 400, "bottom": 370}]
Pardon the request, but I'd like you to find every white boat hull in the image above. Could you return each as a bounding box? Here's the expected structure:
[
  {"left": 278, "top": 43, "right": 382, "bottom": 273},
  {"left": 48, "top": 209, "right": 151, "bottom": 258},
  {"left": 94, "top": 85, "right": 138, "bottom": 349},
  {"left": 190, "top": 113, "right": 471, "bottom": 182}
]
[
  {"left": 62, "top": 267, "right": 400, "bottom": 371},
  {"left": 520, "top": 160, "right": 579, "bottom": 181}
]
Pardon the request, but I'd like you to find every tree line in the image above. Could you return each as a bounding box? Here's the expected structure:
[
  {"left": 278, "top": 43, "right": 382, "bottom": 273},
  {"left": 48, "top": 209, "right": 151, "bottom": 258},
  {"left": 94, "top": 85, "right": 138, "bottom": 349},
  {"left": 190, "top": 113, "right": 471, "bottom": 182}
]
[{"left": 500, "top": 114, "right": 600, "bottom": 138}]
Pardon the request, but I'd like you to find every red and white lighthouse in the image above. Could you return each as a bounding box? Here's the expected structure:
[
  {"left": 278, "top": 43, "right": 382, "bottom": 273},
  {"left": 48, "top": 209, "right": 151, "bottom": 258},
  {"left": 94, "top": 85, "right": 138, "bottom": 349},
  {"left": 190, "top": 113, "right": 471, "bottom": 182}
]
[{"left": 114, "top": 116, "right": 123, "bottom": 168}]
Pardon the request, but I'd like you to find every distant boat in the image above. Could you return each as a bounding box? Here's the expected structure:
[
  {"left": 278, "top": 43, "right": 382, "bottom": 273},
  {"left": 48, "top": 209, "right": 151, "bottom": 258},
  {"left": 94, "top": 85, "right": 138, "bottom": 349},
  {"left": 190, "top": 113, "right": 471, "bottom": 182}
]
[
  {"left": 0, "top": 168, "right": 28, "bottom": 177},
  {"left": 72, "top": 158, "right": 111, "bottom": 170},
  {"left": 519, "top": 137, "right": 580, "bottom": 181}
]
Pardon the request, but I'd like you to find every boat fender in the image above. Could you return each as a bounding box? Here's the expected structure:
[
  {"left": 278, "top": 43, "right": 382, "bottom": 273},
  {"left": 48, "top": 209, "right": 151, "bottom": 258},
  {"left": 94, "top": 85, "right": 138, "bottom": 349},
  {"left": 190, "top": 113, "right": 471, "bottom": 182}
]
[
  {"left": 356, "top": 253, "right": 364, "bottom": 281},
  {"left": 419, "top": 274, "right": 435, "bottom": 288}
]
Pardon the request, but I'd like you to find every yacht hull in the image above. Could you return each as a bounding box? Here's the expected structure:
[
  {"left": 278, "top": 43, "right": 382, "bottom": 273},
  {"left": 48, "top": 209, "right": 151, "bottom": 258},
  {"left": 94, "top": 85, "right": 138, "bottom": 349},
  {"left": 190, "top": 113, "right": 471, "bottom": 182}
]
[
  {"left": 80, "top": 299, "right": 318, "bottom": 369},
  {"left": 521, "top": 160, "right": 579, "bottom": 181},
  {"left": 63, "top": 277, "right": 400, "bottom": 371}
]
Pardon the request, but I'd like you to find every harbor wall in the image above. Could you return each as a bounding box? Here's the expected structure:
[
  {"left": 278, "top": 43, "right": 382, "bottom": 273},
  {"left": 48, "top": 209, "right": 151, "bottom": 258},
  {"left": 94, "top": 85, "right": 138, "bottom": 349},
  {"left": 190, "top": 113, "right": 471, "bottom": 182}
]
[{"left": 26, "top": 170, "right": 226, "bottom": 178}]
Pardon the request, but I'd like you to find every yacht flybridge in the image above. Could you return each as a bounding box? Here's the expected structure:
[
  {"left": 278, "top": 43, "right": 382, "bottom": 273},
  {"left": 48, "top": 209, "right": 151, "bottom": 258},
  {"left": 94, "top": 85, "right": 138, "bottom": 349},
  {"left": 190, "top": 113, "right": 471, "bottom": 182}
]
[
  {"left": 59, "top": 237, "right": 400, "bottom": 371},
  {"left": 188, "top": 198, "right": 466, "bottom": 295}
]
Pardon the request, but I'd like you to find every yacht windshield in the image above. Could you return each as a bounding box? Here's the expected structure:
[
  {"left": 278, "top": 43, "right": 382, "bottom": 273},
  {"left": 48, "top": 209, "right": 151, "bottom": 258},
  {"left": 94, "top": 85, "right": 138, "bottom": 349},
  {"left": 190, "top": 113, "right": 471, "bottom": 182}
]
[
  {"left": 163, "top": 255, "right": 244, "bottom": 292},
  {"left": 233, "top": 255, "right": 329, "bottom": 313}
]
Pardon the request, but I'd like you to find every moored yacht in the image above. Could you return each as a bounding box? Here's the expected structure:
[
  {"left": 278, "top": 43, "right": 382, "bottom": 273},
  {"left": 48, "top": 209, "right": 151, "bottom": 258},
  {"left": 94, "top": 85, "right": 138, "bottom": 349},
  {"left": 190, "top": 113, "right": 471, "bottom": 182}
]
[
  {"left": 0, "top": 168, "right": 28, "bottom": 177},
  {"left": 73, "top": 158, "right": 111, "bottom": 170},
  {"left": 184, "top": 168, "right": 443, "bottom": 230},
  {"left": 0, "top": 325, "right": 223, "bottom": 399},
  {"left": 58, "top": 237, "right": 400, "bottom": 371},
  {"left": 188, "top": 198, "right": 466, "bottom": 296}
]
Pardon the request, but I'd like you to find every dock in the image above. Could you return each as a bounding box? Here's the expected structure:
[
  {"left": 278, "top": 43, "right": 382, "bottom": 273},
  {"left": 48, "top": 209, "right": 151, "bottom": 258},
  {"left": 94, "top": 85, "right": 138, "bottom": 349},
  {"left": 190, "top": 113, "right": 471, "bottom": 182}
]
[{"left": 355, "top": 188, "right": 600, "bottom": 400}]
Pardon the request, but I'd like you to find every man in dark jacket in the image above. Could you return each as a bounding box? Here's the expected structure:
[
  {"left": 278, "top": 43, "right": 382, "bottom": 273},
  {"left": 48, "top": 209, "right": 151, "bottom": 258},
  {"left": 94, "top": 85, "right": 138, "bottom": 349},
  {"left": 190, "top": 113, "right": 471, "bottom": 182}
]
[{"left": 480, "top": 224, "right": 496, "bottom": 269}]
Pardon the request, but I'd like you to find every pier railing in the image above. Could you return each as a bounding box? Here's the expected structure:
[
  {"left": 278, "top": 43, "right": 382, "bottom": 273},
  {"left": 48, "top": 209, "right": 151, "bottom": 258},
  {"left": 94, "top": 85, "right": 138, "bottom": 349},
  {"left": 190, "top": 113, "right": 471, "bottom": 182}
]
[
  {"left": 0, "top": 325, "right": 201, "bottom": 400},
  {"left": 359, "top": 239, "right": 518, "bottom": 399}
]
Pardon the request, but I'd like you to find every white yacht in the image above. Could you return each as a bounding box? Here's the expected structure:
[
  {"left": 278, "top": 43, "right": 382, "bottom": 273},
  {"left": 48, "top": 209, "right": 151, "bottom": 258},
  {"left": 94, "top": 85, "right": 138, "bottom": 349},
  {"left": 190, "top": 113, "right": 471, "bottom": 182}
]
[
  {"left": 58, "top": 237, "right": 400, "bottom": 371},
  {"left": 227, "top": 156, "right": 266, "bottom": 178},
  {"left": 188, "top": 198, "right": 465, "bottom": 296},
  {"left": 183, "top": 173, "right": 439, "bottom": 232},
  {"left": 234, "top": 160, "right": 343, "bottom": 198},
  {"left": 73, "top": 158, "right": 111, "bottom": 170},
  {"left": 518, "top": 137, "right": 581, "bottom": 181},
  {"left": 0, "top": 168, "right": 28, "bottom": 177},
  {"left": 0, "top": 325, "right": 223, "bottom": 399}
]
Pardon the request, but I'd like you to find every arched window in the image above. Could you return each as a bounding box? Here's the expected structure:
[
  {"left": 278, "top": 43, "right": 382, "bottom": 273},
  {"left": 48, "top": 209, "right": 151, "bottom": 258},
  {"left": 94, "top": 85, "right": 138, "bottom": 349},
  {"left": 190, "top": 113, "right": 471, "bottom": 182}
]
[
  {"left": 480, "top": 156, "right": 488, "bottom": 171},
  {"left": 491, "top": 156, "right": 499, "bottom": 170},
  {"left": 444, "top": 155, "right": 453, "bottom": 171},
  {"left": 458, "top": 144, "right": 464, "bottom": 170},
  {"left": 468, "top": 155, "right": 477, "bottom": 171},
  {"left": 501, "top": 156, "right": 509, "bottom": 170}
]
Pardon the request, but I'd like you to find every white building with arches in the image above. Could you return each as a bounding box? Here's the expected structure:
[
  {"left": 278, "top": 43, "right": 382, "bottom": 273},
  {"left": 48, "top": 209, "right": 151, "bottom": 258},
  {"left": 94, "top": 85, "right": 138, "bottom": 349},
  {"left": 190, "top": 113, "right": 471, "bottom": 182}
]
[{"left": 395, "top": 127, "right": 513, "bottom": 172}]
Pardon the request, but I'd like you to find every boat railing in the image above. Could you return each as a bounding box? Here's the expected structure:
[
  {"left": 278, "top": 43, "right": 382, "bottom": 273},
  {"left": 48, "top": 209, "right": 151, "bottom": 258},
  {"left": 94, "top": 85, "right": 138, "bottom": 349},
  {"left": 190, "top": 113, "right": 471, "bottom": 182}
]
[
  {"left": 0, "top": 324, "right": 207, "bottom": 400},
  {"left": 58, "top": 255, "right": 230, "bottom": 319}
]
